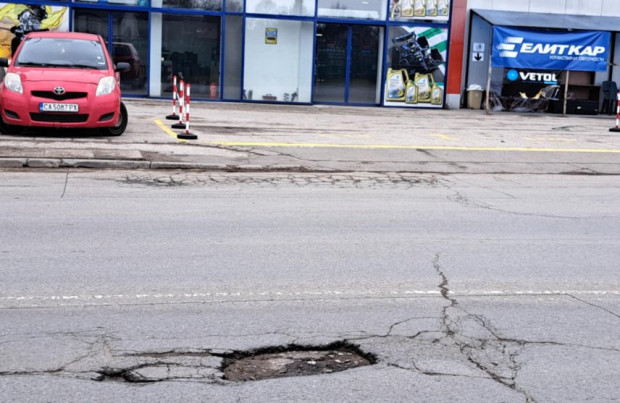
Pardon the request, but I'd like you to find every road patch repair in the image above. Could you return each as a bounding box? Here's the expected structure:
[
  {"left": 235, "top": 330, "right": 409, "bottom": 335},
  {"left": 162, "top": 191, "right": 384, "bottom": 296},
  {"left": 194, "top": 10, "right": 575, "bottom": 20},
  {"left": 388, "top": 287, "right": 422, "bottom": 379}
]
[{"left": 95, "top": 342, "right": 375, "bottom": 383}]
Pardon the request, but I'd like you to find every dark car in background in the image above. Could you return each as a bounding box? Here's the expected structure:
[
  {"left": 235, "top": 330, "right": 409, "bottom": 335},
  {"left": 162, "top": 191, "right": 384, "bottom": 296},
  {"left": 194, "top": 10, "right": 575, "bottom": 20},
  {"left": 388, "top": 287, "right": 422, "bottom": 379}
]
[{"left": 113, "top": 42, "right": 145, "bottom": 89}]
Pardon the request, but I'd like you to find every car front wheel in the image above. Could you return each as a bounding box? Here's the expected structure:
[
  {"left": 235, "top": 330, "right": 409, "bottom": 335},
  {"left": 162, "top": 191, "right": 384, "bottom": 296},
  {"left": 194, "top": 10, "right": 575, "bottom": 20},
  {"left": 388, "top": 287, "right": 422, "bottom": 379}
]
[
  {"left": 0, "top": 115, "right": 24, "bottom": 135},
  {"left": 100, "top": 102, "right": 128, "bottom": 136}
]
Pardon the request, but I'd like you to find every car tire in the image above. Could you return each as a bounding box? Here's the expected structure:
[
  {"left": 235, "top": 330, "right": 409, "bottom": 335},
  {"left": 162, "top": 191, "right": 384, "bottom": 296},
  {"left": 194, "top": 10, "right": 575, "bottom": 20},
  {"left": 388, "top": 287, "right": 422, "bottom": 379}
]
[
  {"left": 100, "top": 102, "right": 127, "bottom": 136},
  {"left": 0, "top": 116, "right": 23, "bottom": 135}
]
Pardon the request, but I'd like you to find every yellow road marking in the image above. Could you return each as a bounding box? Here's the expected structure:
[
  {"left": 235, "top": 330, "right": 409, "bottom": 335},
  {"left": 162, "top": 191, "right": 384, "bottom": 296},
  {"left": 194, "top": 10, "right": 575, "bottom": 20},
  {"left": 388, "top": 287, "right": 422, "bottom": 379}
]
[
  {"left": 207, "top": 141, "right": 620, "bottom": 154},
  {"left": 154, "top": 119, "right": 187, "bottom": 143},
  {"left": 317, "top": 133, "right": 372, "bottom": 138},
  {"left": 430, "top": 133, "right": 457, "bottom": 141},
  {"left": 524, "top": 137, "right": 577, "bottom": 142},
  {"left": 152, "top": 119, "right": 620, "bottom": 154}
]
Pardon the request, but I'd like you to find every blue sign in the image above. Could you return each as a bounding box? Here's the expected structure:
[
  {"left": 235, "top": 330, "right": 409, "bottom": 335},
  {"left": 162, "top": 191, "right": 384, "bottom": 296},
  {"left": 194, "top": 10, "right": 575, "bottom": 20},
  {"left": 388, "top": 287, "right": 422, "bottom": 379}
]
[{"left": 492, "top": 27, "right": 610, "bottom": 72}]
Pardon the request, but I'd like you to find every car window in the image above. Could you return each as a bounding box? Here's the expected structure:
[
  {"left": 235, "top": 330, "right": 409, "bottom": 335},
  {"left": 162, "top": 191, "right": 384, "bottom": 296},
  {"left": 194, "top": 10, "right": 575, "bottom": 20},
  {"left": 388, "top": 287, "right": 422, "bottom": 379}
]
[
  {"left": 15, "top": 38, "right": 109, "bottom": 70},
  {"left": 114, "top": 45, "right": 131, "bottom": 57}
]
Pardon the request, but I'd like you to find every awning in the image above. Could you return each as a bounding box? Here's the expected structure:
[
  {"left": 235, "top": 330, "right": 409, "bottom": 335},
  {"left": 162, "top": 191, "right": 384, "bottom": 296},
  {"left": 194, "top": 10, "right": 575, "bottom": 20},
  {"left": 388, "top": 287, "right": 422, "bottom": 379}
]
[{"left": 473, "top": 8, "right": 620, "bottom": 32}]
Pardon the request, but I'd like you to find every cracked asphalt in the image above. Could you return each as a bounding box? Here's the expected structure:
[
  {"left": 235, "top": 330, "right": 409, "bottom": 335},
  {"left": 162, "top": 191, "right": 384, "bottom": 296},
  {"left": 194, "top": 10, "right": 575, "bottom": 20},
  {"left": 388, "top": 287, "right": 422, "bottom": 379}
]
[
  {"left": 2, "top": 101, "right": 620, "bottom": 401},
  {"left": 1, "top": 170, "right": 619, "bottom": 402}
]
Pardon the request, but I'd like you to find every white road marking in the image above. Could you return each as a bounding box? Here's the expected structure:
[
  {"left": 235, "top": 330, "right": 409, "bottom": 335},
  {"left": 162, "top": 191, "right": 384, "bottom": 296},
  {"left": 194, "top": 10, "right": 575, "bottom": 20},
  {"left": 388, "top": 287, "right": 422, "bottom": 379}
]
[{"left": 1, "top": 289, "right": 618, "bottom": 307}]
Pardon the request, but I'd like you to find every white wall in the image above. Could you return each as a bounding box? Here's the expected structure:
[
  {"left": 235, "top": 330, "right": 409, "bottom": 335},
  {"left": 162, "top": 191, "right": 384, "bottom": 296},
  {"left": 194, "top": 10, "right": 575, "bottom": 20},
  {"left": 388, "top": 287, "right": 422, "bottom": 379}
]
[
  {"left": 296, "top": 23, "right": 314, "bottom": 102},
  {"left": 149, "top": 11, "right": 163, "bottom": 97},
  {"left": 602, "top": 0, "right": 620, "bottom": 16},
  {"left": 531, "top": 0, "right": 571, "bottom": 13},
  {"left": 565, "top": 0, "right": 603, "bottom": 15}
]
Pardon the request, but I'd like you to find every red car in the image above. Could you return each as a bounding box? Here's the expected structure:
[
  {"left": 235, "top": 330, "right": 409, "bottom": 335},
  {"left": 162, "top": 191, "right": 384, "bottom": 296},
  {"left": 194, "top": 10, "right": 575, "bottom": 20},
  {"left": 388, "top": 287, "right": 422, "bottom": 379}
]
[{"left": 0, "top": 31, "right": 130, "bottom": 136}]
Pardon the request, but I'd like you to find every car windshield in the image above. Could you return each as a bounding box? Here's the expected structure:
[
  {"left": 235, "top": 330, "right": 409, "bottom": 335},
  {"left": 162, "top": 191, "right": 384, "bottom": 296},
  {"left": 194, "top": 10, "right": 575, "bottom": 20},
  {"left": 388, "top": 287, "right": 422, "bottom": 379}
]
[{"left": 15, "top": 37, "right": 108, "bottom": 70}]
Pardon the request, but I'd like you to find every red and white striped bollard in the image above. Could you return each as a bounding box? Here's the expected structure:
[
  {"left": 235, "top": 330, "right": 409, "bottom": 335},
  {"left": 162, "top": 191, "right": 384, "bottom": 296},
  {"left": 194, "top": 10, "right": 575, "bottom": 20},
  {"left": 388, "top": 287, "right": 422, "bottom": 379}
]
[
  {"left": 611, "top": 91, "right": 620, "bottom": 132},
  {"left": 166, "top": 75, "right": 179, "bottom": 120},
  {"left": 172, "top": 80, "right": 185, "bottom": 129},
  {"left": 177, "top": 83, "right": 197, "bottom": 140}
]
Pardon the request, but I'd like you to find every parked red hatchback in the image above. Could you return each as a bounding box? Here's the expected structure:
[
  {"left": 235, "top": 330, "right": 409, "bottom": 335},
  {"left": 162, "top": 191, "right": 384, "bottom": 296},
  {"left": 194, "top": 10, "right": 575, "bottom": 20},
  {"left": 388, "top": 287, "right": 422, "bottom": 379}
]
[{"left": 0, "top": 31, "right": 129, "bottom": 136}]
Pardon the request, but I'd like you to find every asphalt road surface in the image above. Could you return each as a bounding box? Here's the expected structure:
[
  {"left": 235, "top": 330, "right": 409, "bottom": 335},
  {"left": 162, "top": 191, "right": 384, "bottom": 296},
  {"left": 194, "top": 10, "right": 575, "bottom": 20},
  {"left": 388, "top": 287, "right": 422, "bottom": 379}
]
[{"left": 1, "top": 170, "right": 619, "bottom": 402}]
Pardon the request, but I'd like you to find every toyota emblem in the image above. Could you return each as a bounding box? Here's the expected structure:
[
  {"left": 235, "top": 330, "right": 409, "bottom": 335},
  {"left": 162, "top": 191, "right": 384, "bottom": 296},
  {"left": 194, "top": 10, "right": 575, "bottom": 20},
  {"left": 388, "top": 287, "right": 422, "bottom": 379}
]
[{"left": 53, "top": 87, "right": 66, "bottom": 95}]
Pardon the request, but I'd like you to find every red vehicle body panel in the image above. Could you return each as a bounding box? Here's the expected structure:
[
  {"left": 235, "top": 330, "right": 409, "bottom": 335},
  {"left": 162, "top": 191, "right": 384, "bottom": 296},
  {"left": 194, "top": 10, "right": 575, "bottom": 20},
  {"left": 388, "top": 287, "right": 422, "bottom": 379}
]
[{"left": 0, "top": 31, "right": 124, "bottom": 131}]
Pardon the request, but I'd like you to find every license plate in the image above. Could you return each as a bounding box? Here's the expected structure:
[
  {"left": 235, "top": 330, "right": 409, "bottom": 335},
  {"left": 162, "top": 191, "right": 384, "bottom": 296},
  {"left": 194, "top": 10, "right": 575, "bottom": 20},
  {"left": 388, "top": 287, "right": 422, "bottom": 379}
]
[{"left": 39, "top": 103, "right": 79, "bottom": 113}]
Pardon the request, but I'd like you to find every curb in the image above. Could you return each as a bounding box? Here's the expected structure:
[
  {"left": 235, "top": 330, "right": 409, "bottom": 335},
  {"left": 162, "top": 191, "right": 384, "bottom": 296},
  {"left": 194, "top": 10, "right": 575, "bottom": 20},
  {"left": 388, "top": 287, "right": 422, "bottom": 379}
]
[
  {"left": 60, "top": 159, "right": 151, "bottom": 169},
  {"left": 0, "top": 158, "right": 151, "bottom": 170},
  {"left": 0, "top": 158, "right": 28, "bottom": 168},
  {"left": 149, "top": 162, "right": 229, "bottom": 170},
  {"left": 3, "top": 157, "right": 620, "bottom": 175},
  {"left": 0, "top": 157, "right": 313, "bottom": 172}
]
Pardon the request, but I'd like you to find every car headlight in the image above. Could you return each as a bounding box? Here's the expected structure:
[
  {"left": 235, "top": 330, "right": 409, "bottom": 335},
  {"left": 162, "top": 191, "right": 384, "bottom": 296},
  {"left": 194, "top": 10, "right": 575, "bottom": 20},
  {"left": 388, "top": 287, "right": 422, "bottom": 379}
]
[
  {"left": 4, "top": 72, "right": 23, "bottom": 94},
  {"left": 96, "top": 76, "right": 116, "bottom": 96}
]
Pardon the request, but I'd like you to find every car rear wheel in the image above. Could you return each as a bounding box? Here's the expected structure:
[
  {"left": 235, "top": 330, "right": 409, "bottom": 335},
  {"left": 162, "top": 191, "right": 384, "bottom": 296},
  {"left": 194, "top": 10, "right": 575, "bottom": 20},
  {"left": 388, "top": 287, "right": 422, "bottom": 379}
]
[{"left": 100, "top": 102, "right": 127, "bottom": 136}]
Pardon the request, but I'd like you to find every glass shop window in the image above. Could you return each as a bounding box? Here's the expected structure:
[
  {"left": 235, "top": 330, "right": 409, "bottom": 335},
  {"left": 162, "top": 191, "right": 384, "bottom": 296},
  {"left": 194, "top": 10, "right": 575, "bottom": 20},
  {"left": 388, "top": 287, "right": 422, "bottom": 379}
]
[
  {"left": 246, "top": 0, "right": 315, "bottom": 16},
  {"left": 160, "top": 14, "right": 221, "bottom": 98},
  {"left": 161, "top": 0, "right": 222, "bottom": 11},
  {"left": 317, "top": 0, "right": 387, "bottom": 20},
  {"left": 243, "top": 18, "right": 313, "bottom": 103}
]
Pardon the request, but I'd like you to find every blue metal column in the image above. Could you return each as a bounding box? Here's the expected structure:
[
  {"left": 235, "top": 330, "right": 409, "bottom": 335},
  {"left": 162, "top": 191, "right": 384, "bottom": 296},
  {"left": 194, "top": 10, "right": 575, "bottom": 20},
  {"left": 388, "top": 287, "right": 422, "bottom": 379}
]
[{"left": 343, "top": 25, "right": 353, "bottom": 103}]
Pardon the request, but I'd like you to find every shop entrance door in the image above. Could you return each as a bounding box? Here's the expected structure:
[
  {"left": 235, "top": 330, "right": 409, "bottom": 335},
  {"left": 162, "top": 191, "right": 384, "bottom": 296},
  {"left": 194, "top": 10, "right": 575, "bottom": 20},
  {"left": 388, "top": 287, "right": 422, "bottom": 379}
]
[{"left": 314, "top": 23, "right": 383, "bottom": 105}]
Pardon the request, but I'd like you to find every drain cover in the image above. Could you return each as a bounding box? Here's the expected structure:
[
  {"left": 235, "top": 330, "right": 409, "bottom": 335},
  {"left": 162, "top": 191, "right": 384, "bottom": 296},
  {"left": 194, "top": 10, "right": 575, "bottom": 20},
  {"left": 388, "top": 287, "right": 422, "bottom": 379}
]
[{"left": 223, "top": 346, "right": 373, "bottom": 382}]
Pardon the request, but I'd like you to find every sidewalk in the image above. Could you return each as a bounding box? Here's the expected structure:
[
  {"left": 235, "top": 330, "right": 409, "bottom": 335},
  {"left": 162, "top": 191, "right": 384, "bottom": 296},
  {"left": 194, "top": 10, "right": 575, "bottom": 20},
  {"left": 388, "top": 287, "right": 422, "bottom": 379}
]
[{"left": 1, "top": 98, "right": 620, "bottom": 174}]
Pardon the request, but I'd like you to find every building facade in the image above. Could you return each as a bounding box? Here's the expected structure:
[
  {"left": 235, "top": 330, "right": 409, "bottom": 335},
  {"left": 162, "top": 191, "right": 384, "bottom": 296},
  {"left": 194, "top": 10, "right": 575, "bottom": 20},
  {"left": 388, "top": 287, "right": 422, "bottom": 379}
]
[
  {"left": 1, "top": 0, "right": 620, "bottom": 112},
  {"left": 456, "top": 0, "right": 620, "bottom": 113}
]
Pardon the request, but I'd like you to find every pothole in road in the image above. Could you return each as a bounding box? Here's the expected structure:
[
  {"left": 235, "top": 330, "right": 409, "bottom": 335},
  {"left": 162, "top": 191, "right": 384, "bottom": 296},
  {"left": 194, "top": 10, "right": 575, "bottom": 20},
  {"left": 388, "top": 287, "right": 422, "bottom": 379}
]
[
  {"left": 222, "top": 342, "right": 376, "bottom": 382},
  {"left": 94, "top": 342, "right": 375, "bottom": 383}
]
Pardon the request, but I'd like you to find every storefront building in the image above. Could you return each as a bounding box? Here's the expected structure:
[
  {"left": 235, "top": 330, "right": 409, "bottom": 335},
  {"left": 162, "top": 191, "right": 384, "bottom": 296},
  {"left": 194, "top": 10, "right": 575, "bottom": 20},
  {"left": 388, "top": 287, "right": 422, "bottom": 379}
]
[
  {"left": 460, "top": 1, "right": 620, "bottom": 114},
  {"left": 2, "top": 0, "right": 620, "bottom": 113},
  {"left": 0, "top": 0, "right": 456, "bottom": 108}
]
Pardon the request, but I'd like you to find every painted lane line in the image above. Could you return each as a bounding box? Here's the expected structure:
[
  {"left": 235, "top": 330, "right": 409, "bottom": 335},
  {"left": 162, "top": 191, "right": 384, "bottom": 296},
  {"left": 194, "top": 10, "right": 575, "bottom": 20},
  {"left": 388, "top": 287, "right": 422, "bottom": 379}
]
[
  {"left": 524, "top": 137, "right": 578, "bottom": 142},
  {"left": 317, "top": 133, "right": 372, "bottom": 139},
  {"left": 207, "top": 141, "right": 620, "bottom": 153},
  {"left": 1, "top": 289, "right": 619, "bottom": 305},
  {"left": 154, "top": 119, "right": 187, "bottom": 143},
  {"left": 431, "top": 133, "right": 458, "bottom": 141}
]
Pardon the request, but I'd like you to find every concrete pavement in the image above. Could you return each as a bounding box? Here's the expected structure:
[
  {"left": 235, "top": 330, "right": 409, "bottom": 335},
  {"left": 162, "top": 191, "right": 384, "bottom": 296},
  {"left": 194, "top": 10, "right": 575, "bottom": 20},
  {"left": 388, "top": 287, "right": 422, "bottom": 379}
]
[{"left": 2, "top": 98, "right": 620, "bottom": 174}]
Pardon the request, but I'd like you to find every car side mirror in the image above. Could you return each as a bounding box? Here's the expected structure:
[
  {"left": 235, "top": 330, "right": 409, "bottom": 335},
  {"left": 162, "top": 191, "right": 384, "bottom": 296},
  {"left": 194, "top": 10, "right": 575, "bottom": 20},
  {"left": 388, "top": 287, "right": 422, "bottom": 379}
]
[
  {"left": 115, "top": 62, "right": 130, "bottom": 73},
  {"left": 0, "top": 58, "right": 9, "bottom": 68}
]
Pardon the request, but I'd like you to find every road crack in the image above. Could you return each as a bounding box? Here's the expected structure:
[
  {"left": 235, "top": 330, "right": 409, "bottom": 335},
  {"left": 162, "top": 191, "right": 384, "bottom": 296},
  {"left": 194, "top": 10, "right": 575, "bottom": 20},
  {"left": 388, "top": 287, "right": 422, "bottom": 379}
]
[
  {"left": 61, "top": 171, "right": 69, "bottom": 198},
  {"left": 433, "top": 253, "right": 537, "bottom": 402},
  {"left": 566, "top": 293, "right": 620, "bottom": 320},
  {"left": 447, "top": 190, "right": 577, "bottom": 220}
]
